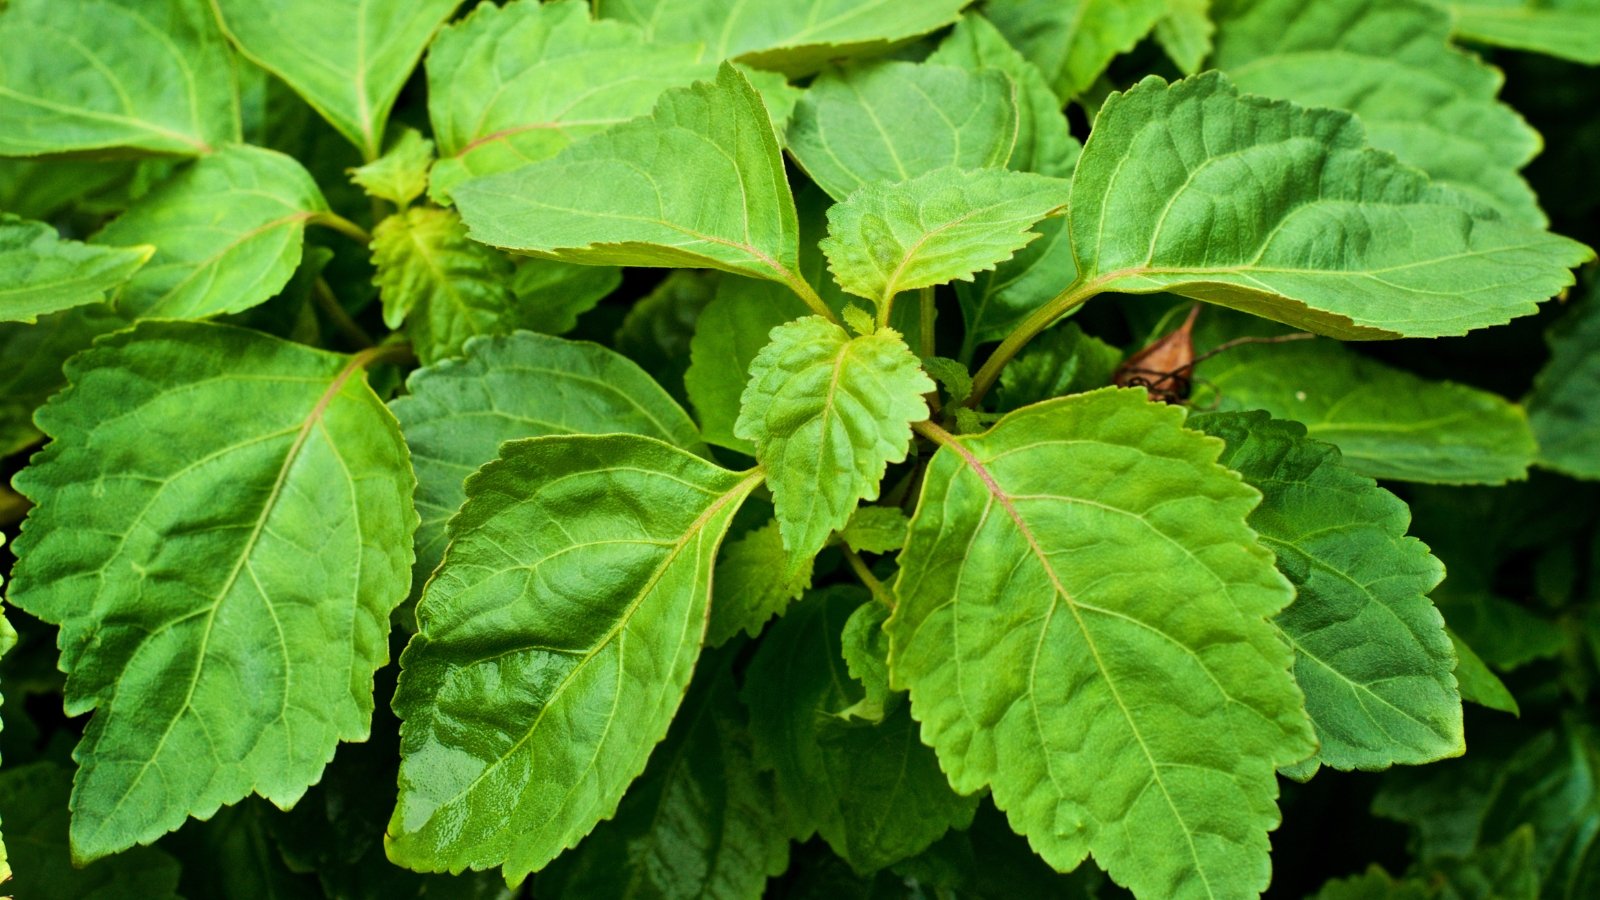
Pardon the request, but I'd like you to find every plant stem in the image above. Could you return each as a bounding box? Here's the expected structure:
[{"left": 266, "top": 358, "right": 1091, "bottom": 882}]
[
  {"left": 781, "top": 269, "right": 839, "bottom": 323},
  {"left": 312, "top": 211, "right": 373, "bottom": 245},
  {"left": 842, "top": 547, "right": 894, "bottom": 607},
  {"left": 313, "top": 279, "right": 376, "bottom": 349},
  {"left": 918, "top": 287, "right": 936, "bottom": 358},
  {"left": 352, "top": 339, "right": 417, "bottom": 371},
  {"left": 913, "top": 418, "right": 961, "bottom": 451},
  {"left": 966, "top": 276, "right": 1105, "bottom": 408}
]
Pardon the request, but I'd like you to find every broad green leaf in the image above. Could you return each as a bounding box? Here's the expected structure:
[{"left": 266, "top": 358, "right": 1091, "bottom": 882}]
[
  {"left": 0, "top": 763, "right": 183, "bottom": 899},
  {"left": 1192, "top": 412, "right": 1462, "bottom": 774},
  {"left": 821, "top": 168, "right": 1071, "bottom": 310},
  {"left": 1200, "top": 335, "right": 1538, "bottom": 484},
  {"left": 888, "top": 388, "right": 1314, "bottom": 897},
  {"left": 163, "top": 801, "right": 320, "bottom": 899},
  {"left": 454, "top": 65, "right": 809, "bottom": 295},
  {"left": 0, "top": 304, "right": 129, "bottom": 457},
  {"left": 596, "top": 0, "right": 974, "bottom": 75},
  {"left": 734, "top": 317, "right": 933, "bottom": 562},
  {"left": 839, "top": 506, "right": 910, "bottom": 554},
  {"left": 928, "top": 13, "right": 1083, "bottom": 178},
  {"left": 995, "top": 322, "right": 1122, "bottom": 410},
  {"left": 1071, "top": 73, "right": 1593, "bottom": 339},
  {"left": 538, "top": 654, "right": 790, "bottom": 898},
  {"left": 707, "top": 519, "right": 813, "bottom": 646},
  {"left": 1527, "top": 284, "right": 1600, "bottom": 480},
  {"left": 0, "top": 215, "right": 150, "bottom": 323},
  {"left": 349, "top": 127, "right": 434, "bottom": 208},
  {"left": 685, "top": 277, "right": 812, "bottom": 454},
  {"left": 746, "top": 588, "right": 978, "bottom": 872},
  {"left": 7, "top": 321, "right": 416, "bottom": 859},
  {"left": 985, "top": 0, "right": 1167, "bottom": 101},
  {"left": 0, "top": 0, "right": 240, "bottom": 157},
  {"left": 388, "top": 435, "right": 761, "bottom": 878},
  {"left": 1446, "top": 630, "right": 1518, "bottom": 715},
  {"left": 391, "top": 330, "right": 707, "bottom": 595},
  {"left": 426, "top": 0, "right": 712, "bottom": 199},
  {"left": 785, "top": 61, "right": 1020, "bottom": 202},
  {"left": 1213, "top": 0, "right": 1546, "bottom": 225},
  {"left": 92, "top": 145, "right": 330, "bottom": 319},
  {"left": 508, "top": 258, "right": 623, "bottom": 337},
  {"left": 211, "top": 0, "right": 461, "bottom": 159},
  {"left": 1156, "top": 0, "right": 1215, "bottom": 73},
  {"left": 1440, "top": 0, "right": 1600, "bottom": 64}
]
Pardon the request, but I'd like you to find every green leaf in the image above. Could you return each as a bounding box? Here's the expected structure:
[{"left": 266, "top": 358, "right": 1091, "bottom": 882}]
[
  {"left": 391, "top": 330, "right": 708, "bottom": 598},
  {"left": 838, "top": 600, "right": 894, "bottom": 722},
  {"left": 0, "top": 214, "right": 150, "bottom": 323},
  {"left": 955, "top": 215, "right": 1079, "bottom": 349},
  {"left": 839, "top": 506, "right": 911, "bottom": 554},
  {"left": 1446, "top": 629, "right": 1518, "bottom": 715},
  {"left": 387, "top": 435, "right": 761, "bottom": 879},
  {"left": 0, "top": 305, "right": 130, "bottom": 457},
  {"left": 685, "top": 277, "right": 812, "bottom": 454},
  {"left": 0, "top": 763, "right": 183, "bottom": 899},
  {"left": 211, "top": 0, "right": 460, "bottom": 159},
  {"left": 734, "top": 317, "right": 932, "bottom": 562},
  {"left": 1191, "top": 411, "right": 1463, "bottom": 774},
  {"left": 537, "top": 653, "right": 790, "bottom": 899},
  {"left": 1070, "top": 73, "right": 1593, "bottom": 339},
  {"left": 785, "top": 61, "right": 1020, "bottom": 202},
  {"left": 985, "top": 0, "right": 1167, "bottom": 101},
  {"left": 91, "top": 145, "right": 330, "bottom": 319},
  {"left": 888, "top": 388, "right": 1314, "bottom": 897},
  {"left": 454, "top": 64, "right": 810, "bottom": 295},
  {"left": 1527, "top": 283, "right": 1600, "bottom": 480},
  {"left": 349, "top": 127, "right": 434, "bottom": 208},
  {"left": 995, "top": 322, "right": 1123, "bottom": 410},
  {"left": 616, "top": 271, "right": 718, "bottom": 402},
  {"left": 745, "top": 588, "right": 978, "bottom": 872},
  {"left": 597, "top": 0, "right": 974, "bottom": 76},
  {"left": 1213, "top": 0, "right": 1546, "bottom": 225},
  {"left": 820, "top": 167, "right": 1071, "bottom": 311},
  {"left": 1440, "top": 0, "right": 1600, "bottom": 65},
  {"left": 1156, "top": 0, "right": 1215, "bottom": 74},
  {"left": 0, "top": 0, "right": 240, "bottom": 157},
  {"left": 707, "top": 519, "right": 813, "bottom": 646},
  {"left": 7, "top": 321, "right": 416, "bottom": 860},
  {"left": 507, "top": 258, "right": 623, "bottom": 338},
  {"left": 1309, "top": 866, "right": 1435, "bottom": 900}
]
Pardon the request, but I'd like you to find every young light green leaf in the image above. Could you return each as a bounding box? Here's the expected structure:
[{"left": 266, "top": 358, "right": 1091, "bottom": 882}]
[
  {"left": 92, "top": 145, "right": 329, "bottom": 319},
  {"left": 454, "top": 64, "right": 810, "bottom": 297},
  {"left": 537, "top": 654, "right": 790, "bottom": 899},
  {"left": 708, "top": 519, "right": 814, "bottom": 646},
  {"left": 985, "top": 0, "right": 1167, "bottom": 101},
  {"left": 1192, "top": 412, "right": 1463, "bottom": 774},
  {"left": 8, "top": 321, "right": 416, "bottom": 860},
  {"left": 685, "top": 277, "right": 813, "bottom": 454},
  {"left": 785, "top": 61, "right": 1020, "bottom": 202},
  {"left": 840, "top": 506, "right": 911, "bottom": 555},
  {"left": 349, "top": 127, "right": 434, "bottom": 208},
  {"left": 387, "top": 436, "right": 761, "bottom": 879},
  {"left": 211, "top": 0, "right": 461, "bottom": 159},
  {"left": 746, "top": 588, "right": 978, "bottom": 872},
  {"left": 821, "top": 168, "right": 1071, "bottom": 310},
  {"left": 837, "top": 600, "right": 894, "bottom": 722},
  {"left": 1440, "top": 0, "right": 1600, "bottom": 64},
  {"left": 996, "top": 322, "right": 1123, "bottom": 410},
  {"left": 1527, "top": 283, "right": 1600, "bottom": 480},
  {"left": 1072, "top": 73, "right": 1593, "bottom": 339},
  {"left": 426, "top": 0, "right": 713, "bottom": 198},
  {"left": 370, "top": 206, "right": 518, "bottom": 365},
  {"left": 597, "top": 0, "right": 974, "bottom": 75},
  {"left": 734, "top": 317, "right": 933, "bottom": 562},
  {"left": 391, "top": 330, "right": 708, "bottom": 595},
  {"left": 1213, "top": 0, "right": 1546, "bottom": 225},
  {"left": 889, "top": 389, "right": 1315, "bottom": 898},
  {"left": 0, "top": 0, "right": 240, "bottom": 157},
  {"left": 0, "top": 305, "right": 129, "bottom": 457},
  {"left": 508, "top": 258, "right": 622, "bottom": 337},
  {"left": 0, "top": 214, "right": 150, "bottom": 323},
  {"left": 1156, "top": 0, "right": 1215, "bottom": 73}
]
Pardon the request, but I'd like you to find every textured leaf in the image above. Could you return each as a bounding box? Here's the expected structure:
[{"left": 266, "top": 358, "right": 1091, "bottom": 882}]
[
  {"left": 1071, "top": 73, "right": 1592, "bottom": 339},
  {"left": 1156, "top": 0, "right": 1215, "bottom": 73},
  {"left": 454, "top": 65, "right": 809, "bottom": 294},
  {"left": 211, "top": 0, "right": 461, "bottom": 159},
  {"left": 391, "top": 330, "right": 707, "bottom": 595},
  {"left": 685, "top": 277, "right": 812, "bottom": 454},
  {"left": 538, "top": 654, "right": 790, "bottom": 899},
  {"left": 707, "top": 519, "right": 813, "bottom": 646},
  {"left": 1192, "top": 412, "right": 1462, "bottom": 774},
  {"left": 0, "top": 305, "right": 129, "bottom": 457},
  {"left": 597, "top": 0, "right": 974, "bottom": 75},
  {"left": 0, "top": 214, "right": 149, "bottom": 323},
  {"left": 734, "top": 317, "right": 933, "bottom": 562},
  {"left": 387, "top": 435, "right": 761, "bottom": 878},
  {"left": 839, "top": 506, "right": 910, "bottom": 554},
  {"left": 995, "top": 322, "right": 1123, "bottom": 411},
  {"left": 0, "top": 0, "right": 240, "bottom": 157},
  {"left": 838, "top": 600, "right": 894, "bottom": 723},
  {"left": 985, "top": 0, "right": 1167, "bottom": 101},
  {"left": 507, "top": 258, "right": 622, "bottom": 337},
  {"left": 349, "top": 127, "right": 434, "bottom": 207},
  {"left": 1309, "top": 867, "right": 1434, "bottom": 900},
  {"left": 1527, "top": 283, "right": 1600, "bottom": 480},
  {"left": 888, "top": 389, "right": 1314, "bottom": 897},
  {"left": 1441, "top": 0, "right": 1600, "bottom": 64},
  {"left": 1213, "top": 0, "right": 1546, "bottom": 225},
  {"left": 785, "top": 61, "right": 1019, "bottom": 202},
  {"left": 92, "top": 145, "right": 329, "bottom": 318},
  {"left": 746, "top": 588, "right": 978, "bottom": 872},
  {"left": 7, "top": 321, "right": 416, "bottom": 859},
  {"left": 821, "top": 168, "right": 1071, "bottom": 310},
  {"left": 370, "top": 206, "right": 517, "bottom": 365}
]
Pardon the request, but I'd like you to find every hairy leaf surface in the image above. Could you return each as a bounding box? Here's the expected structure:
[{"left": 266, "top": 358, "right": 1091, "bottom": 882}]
[
  {"left": 1527, "top": 283, "right": 1600, "bottom": 480},
  {"left": 8, "top": 321, "right": 416, "bottom": 859},
  {"left": 0, "top": 215, "right": 149, "bottom": 323},
  {"left": 388, "top": 435, "right": 760, "bottom": 879},
  {"left": 370, "top": 206, "right": 518, "bottom": 365},
  {"left": 350, "top": 128, "right": 434, "bottom": 208},
  {"left": 985, "top": 0, "right": 1167, "bottom": 101}
]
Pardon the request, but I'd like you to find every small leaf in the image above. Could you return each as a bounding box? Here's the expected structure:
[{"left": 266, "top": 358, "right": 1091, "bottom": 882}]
[
  {"left": 735, "top": 317, "right": 933, "bottom": 563},
  {"left": 996, "top": 322, "right": 1123, "bottom": 410},
  {"left": 1071, "top": 73, "right": 1593, "bottom": 338},
  {"left": 1527, "top": 283, "right": 1600, "bottom": 480},
  {"left": 349, "top": 127, "right": 434, "bottom": 207},
  {"left": 841, "top": 305, "right": 877, "bottom": 338},
  {"left": 888, "top": 389, "right": 1314, "bottom": 897},
  {"left": 0, "top": 214, "right": 150, "bottom": 323},
  {"left": 985, "top": 0, "right": 1167, "bottom": 101},
  {"left": 0, "top": 0, "right": 240, "bottom": 156},
  {"left": 837, "top": 600, "right": 894, "bottom": 723},
  {"left": 839, "top": 506, "right": 910, "bottom": 555},
  {"left": 708, "top": 519, "right": 814, "bottom": 646},
  {"left": 1442, "top": 0, "right": 1600, "bottom": 65},
  {"left": 786, "top": 60, "right": 1020, "bottom": 201},
  {"left": 92, "top": 145, "right": 330, "bottom": 318},
  {"left": 685, "top": 277, "right": 813, "bottom": 454},
  {"left": 211, "top": 0, "right": 461, "bottom": 159},
  {"left": 920, "top": 357, "right": 974, "bottom": 407},
  {"left": 1448, "top": 629, "right": 1519, "bottom": 715},
  {"left": 1156, "top": 0, "right": 1215, "bottom": 74},
  {"left": 387, "top": 435, "right": 761, "bottom": 879},
  {"left": 821, "top": 167, "right": 1071, "bottom": 310},
  {"left": 370, "top": 206, "right": 517, "bottom": 365},
  {"left": 8, "top": 321, "right": 417, "bottom": 859}
]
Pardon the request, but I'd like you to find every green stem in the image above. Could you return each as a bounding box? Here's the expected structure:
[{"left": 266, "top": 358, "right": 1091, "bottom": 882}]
[
  {"left": 781, "top": 269, "right": 839, "bottom": 323},
  {"left": 311, "top": 211, "right": 373, "bottom": 245},
  {"left": 918, "top": 287, "right": 936, "bottom": 358},
  {"left": 314, "top": 279, "right": 376, "bottom": 349},
  {"left": 843, "top": 547, "right": 894, "bottom": 607},
  {"left": 965, "top": 275, "right": 1106, "bottom": 408},
  {"left": 352, "top": 339, "right": 417, "bottom": 371}
]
